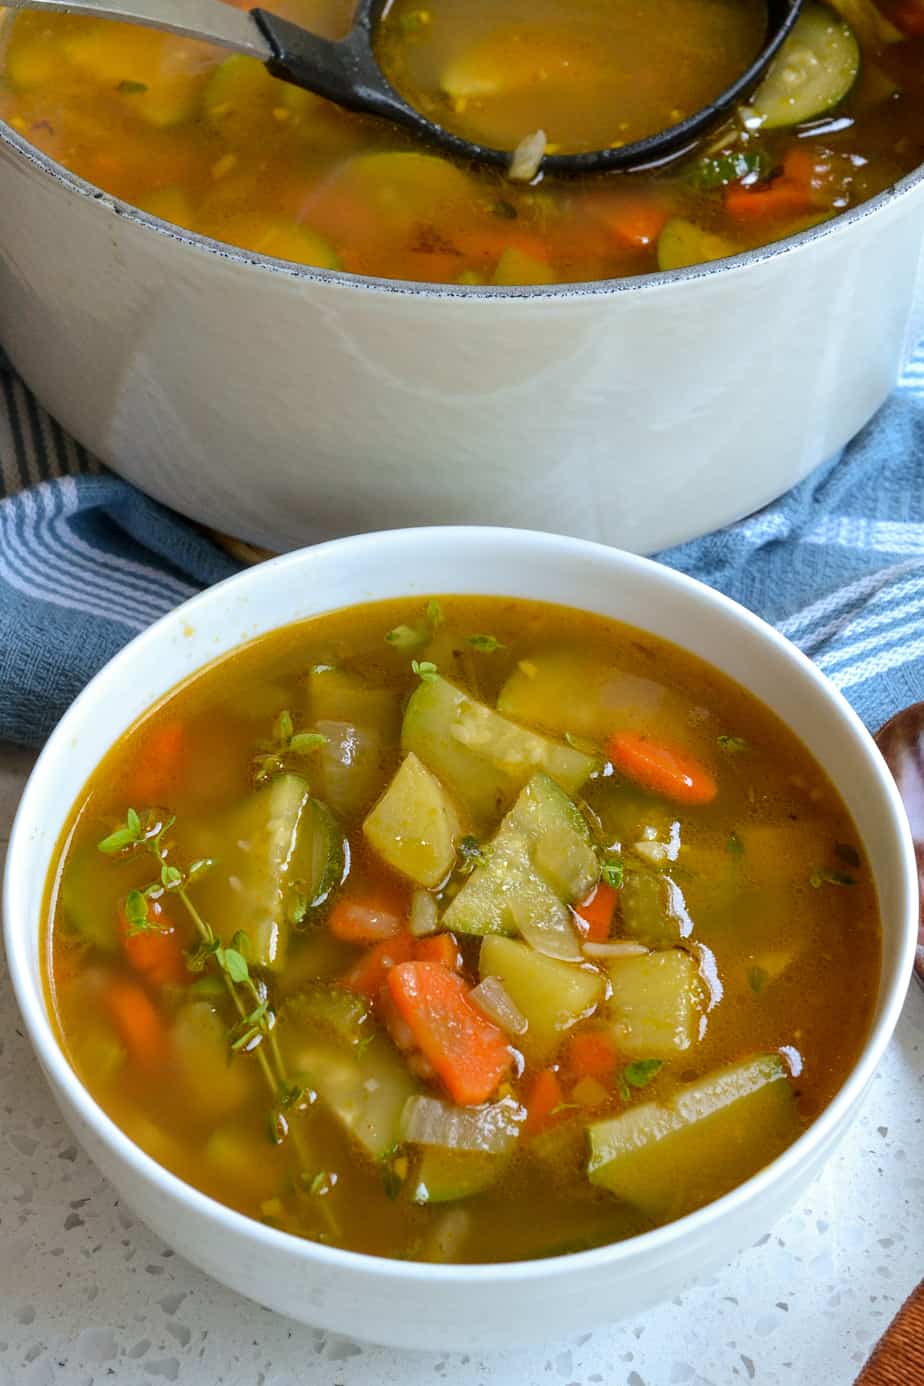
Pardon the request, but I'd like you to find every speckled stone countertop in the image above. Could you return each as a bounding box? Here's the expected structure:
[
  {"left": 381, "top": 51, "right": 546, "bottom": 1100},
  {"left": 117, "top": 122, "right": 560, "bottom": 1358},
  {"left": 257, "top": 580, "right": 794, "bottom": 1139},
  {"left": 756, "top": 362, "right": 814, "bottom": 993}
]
[{"left": 1, "top": 741, "right": 921, "bottom": 1386}]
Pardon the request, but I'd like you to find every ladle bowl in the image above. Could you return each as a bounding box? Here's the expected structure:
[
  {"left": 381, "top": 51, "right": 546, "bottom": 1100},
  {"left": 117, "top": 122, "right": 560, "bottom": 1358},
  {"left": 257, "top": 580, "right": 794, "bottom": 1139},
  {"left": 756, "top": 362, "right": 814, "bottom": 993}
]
[{"left": 6, "top": 0, "right": 804, "bottom": 175}]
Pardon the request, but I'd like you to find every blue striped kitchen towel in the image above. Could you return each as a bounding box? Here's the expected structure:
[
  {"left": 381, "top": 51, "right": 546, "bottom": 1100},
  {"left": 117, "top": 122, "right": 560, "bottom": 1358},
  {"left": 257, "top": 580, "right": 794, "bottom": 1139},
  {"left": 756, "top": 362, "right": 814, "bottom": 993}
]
[{"left": 1, "top": 343, "right": 923, "bottom": 747}]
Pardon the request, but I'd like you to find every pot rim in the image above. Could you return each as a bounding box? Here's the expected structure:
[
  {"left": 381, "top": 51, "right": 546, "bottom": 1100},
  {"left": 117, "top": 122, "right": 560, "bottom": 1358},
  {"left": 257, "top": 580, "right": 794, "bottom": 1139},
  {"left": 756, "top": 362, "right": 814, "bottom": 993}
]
[
  {"left": 3, "top": 526, "right": 918, "bottom": 1289},
  {"left": 1, "top": 110, "right": 923, "bottom": 300}
]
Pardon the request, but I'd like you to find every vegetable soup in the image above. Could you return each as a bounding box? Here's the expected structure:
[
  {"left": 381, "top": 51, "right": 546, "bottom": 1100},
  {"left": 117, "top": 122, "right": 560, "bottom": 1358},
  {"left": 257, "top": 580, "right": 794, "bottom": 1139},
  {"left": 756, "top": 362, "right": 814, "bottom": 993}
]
[
  {"left": 0, "top": 0, "right": 921, "bottom": 284},
  {"left": 44, "top": 597, "right": 880, "bottom": 1264}
]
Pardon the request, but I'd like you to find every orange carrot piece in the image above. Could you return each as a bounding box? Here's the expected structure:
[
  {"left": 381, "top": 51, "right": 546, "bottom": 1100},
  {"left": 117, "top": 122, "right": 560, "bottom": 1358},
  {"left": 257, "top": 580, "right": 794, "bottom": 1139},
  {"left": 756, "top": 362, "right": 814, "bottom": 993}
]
[
  {"left": 386, "top": 961, "right": 511, "bottom": 1106},
  {"left": 341, "top": 933, "right": 415, "bottom": 999},
  {"left": 595, "top": 193, "right": 669, "bottom": 249},
  {"left": 327, "top": 878, "right": 409, "bottom": 944},
  {"left": 606, "top": 732, "right": 717, "bottom": 805},
  {"left": 566, "top": 1030, "right": 617, "bottom": 1085},
  {"left": 523, "top": 1067, "right": 566, "bottom": 1136},
  {"left": 105, "top": 978, "right": 166, "bottom": 1067},
  {"left": 573, "top": 882, "right": 618, "bottom": 942},
  {"left": 414, "top": 932, "right": 462, "bottom": 970},
  {"left": 725, "top": 175, "right": 815, "bottom": 224},
  {"left": 119, "top": 898, "right": 187, "bottom": 988},
  {"left": 132, "top": 721, "right": 185, "bottom": 804}
]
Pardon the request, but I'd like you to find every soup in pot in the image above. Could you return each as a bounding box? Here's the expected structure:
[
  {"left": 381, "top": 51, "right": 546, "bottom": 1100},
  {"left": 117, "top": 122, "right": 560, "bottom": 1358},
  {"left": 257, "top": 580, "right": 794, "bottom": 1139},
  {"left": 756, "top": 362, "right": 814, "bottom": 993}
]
[{"left": 0, "top": 0, "right": 922, "bottom": 283}]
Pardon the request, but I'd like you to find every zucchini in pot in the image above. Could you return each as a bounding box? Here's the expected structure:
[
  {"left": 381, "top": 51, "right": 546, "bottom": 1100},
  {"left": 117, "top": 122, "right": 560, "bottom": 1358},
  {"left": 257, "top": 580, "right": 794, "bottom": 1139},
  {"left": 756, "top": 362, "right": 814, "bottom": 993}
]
[{"left": 748, "top": 3, "right": 861, "bottom": 129}]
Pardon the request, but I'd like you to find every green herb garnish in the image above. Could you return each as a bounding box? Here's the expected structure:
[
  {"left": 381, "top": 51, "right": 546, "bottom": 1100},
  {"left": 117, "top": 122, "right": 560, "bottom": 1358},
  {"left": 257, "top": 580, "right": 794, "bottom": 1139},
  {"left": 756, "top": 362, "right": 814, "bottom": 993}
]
[
  {"left": 467, "top": 634, "right": 505, "bottom": 653},
  {"left": 688, "top": 150, "right": 768, "bottom": 191},
  {"left": 411, "top": 659, "right": 439, "bottom": 683},
  {"left": 386, "top": 600, "right": 443, "bottom": 651},
  {"left": 601, "top": 858, "right": 624, "bottom": 889},
  {"left": 117, "top": 79, "right": 149, "bottom": 94},
  {"left": 810, "top": 867, "right": 858, "bottom": 889},
  {"left": 251, "top": 709, "right": 327, "bottom": 784},
  {"left": 748, "top": 965, "right": 768, "bottom": 994},
  {"left": 717, "top": 735, "right": 748, "bottom": 753},
  {"left": 726, "top": 831, "right": 744, "bottom": 857},
  {"left": 618, "top": 1059, "right": 663, "bottom": 1100}
]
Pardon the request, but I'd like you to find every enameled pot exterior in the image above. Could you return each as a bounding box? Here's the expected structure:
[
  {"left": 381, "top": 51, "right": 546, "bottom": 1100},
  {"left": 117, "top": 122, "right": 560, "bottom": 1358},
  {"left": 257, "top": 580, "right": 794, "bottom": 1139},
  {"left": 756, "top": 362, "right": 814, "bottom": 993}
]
[
  {"left": 4, "top": 529, "right": 917, "bottom": 1352},
  {"left": 0, "top": 127, "right": 923, "bottom": 553}
]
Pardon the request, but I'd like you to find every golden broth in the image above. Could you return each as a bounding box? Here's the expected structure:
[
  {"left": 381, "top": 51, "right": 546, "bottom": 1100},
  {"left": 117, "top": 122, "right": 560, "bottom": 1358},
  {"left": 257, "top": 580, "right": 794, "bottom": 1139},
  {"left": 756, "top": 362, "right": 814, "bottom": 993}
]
[
  {"left": 44, "top": 597, "right": 880, "bottom": 1263},
  {"left": 377, "top": 0, "right": 767, "bottom": 152},
  {"left": 0, "top": 1, "right": 921, "bottom": 283}
]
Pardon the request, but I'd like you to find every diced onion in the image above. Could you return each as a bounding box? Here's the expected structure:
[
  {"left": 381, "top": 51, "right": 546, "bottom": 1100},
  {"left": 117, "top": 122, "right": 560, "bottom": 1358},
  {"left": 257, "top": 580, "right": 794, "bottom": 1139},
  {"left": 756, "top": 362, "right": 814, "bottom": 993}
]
[
  {"left": 510, "top": 896, "right": 583, "bottom": 963},
  {"left": 469, "top": 976, "right": 528, "bottom": 1037},
  {"left": 583, "top": 940, "right": 650, "bottom": 959},
  {"left": 409, "top": 890, "right": 439, "bottom": 937},
  {"left": 509, "top": 128, "right": 547, "bottom": 183},
  {"left": 400, "top": 1095, "right": 523, "bottom": 1153}
]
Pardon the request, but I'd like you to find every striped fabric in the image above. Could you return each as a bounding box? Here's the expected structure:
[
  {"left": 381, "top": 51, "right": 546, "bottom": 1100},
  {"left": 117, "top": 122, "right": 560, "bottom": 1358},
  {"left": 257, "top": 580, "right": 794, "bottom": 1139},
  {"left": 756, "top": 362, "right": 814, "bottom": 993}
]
[{"left": 0, "top": 341, "right": 922, "bottom": 745}]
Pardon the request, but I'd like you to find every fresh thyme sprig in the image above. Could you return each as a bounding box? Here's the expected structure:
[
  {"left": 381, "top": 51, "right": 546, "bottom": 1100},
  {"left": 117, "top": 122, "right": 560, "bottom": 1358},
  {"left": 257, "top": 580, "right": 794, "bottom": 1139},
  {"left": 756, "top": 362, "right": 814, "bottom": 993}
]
[
  {"left": 252, "top": 708, "right": 327, "bottom": 786},
  {"left": 98, "top": 808, "right": 308, "bottom": 1146}
]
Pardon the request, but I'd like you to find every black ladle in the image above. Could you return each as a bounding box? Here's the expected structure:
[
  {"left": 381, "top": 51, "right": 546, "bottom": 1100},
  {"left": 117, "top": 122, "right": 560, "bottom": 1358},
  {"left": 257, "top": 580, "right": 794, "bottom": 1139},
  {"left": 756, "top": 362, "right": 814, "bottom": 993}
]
[
  {"left": 876, "top": 705, "right": 924, "bottom": 990},
  {"left": 8, "top": 0, "right": 804, "bottom": 176}
]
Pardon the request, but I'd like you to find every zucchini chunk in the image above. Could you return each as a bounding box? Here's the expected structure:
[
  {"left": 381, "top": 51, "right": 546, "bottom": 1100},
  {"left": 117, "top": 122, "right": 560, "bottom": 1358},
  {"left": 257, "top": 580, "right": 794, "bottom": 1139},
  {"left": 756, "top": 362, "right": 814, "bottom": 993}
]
[
  {"left": 442, "top": 773, "right": 597, "bottom": 958},
  {"left": 478, "top": 935, "right": 606, "bottom": 1062},
  {"left": 195, "top": 774, "right": 342, "bottom": 970},
  {"left": 620, "top": 869, "right": 693, "bottom": 949},
  {"left": 588, "top": 1054, "right": 799, "bottom": 1217},
  {"left": 750, "top": 3, "right": 861, "bottom": 130},
  {"left": 400, "top": 1095, "right": 522, "bottom": 1203},
  {"left": 364, "top": 751, "right": 464, "bottom": 887},
  {"left": 606, "top": 949, "right": 702, "bottom": 1057},
  {"left": 402, "top": 674, "right": 594, "bottom": 828},
  {"left": 283, "top": 1027, "right": 419, "bottom": 1161},
  {"left": 657, "top": 219, "right": 736, "bottom": 272},
  {"left": 498, "top": 649, "right": 691, "bottom": 744}
]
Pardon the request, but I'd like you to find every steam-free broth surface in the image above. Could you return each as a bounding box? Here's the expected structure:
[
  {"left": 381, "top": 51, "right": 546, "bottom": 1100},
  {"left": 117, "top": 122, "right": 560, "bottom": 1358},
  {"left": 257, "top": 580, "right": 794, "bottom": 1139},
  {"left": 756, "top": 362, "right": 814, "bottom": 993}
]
[
  {"left": 45, "top": 598, "right": 880, "bottom": 1263},
  {"left": 0, "top": 0, "right": 921, "bottom": 283}
]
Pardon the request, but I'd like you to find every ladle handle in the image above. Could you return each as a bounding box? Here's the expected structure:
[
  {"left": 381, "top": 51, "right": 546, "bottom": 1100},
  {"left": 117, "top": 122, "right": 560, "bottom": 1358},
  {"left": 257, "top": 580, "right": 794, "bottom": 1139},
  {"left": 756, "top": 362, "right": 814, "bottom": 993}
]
[{"left": 2, "top": 0, "right": 273, "bottom": 60}]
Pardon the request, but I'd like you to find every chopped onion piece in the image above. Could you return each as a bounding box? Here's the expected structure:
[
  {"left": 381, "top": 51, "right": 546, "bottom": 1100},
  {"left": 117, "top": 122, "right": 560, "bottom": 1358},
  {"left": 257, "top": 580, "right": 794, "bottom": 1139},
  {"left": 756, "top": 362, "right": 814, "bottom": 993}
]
[
  {"left": 583, "top": 940, "right": 650, "bottom": 959},
  {"left": 424, "top": 1207, "right": 472, "bottom": 1263},
  {"left": 510, "top": 896, "right": 583, "bottom": 963},
  {"left": 409, "top": 890, "right": 439, "bottom": 937},
  {"left": 400, "top": 1094, "right": 523, "bottom": 1152},
  {"left": 509, "top": 128, "right": 547, "bottom": 183},
  {"left": 469, "top": 976, "right": 528, "bottom": 1037}
]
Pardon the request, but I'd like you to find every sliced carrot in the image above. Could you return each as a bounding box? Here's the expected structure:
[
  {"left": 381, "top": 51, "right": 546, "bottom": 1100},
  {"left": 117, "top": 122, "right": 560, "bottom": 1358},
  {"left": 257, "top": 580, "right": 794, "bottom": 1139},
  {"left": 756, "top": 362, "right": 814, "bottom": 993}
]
[
  {"left": 132, "top": 721, "right": 185, "bottom": 804},
  {"left": 386, "top": 961, "right": 511, "bottom": 1106},
  {"left": 573, "top": 882, "right": 618, "bottom": 942},
  {"left": 606, "top": 732, "right": 717, "bottom": 805},
  {"left": 566, "top": 1029, "right": 617, "bottom": 1085},
  {"left": 725, "top": 175, "right": 815, "bottom": 224},
  {"left": 340, "top": 933, "right": 416, "bottom": 999},
  {"left": 414, "top": 932, "right": 462, "bottom": 970},
  {"left": 523, "top": 1067, "right": 566, "bottom": 1136},
  {"left": 327, "top": 877, "right": 409, "bottom": 944},
  {"left": 119, "top": 898, "right": 187, "bottom": 988},
  {"left": 594, "top": 193, "right": 669, "bottom": 250},
  {"left": 105, "top": 978, "right": 166, "bottom": 1067}
]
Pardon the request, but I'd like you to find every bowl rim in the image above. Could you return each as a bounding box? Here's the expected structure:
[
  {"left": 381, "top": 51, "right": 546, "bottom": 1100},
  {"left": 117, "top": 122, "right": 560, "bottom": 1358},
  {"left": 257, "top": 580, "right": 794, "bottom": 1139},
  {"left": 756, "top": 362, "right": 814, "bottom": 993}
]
[
  {"left": 3, "top": 526, "right": 918, "bottom": 1286},
  {"left": 1, "top": 103, "right": 923, "bottom": 300}
]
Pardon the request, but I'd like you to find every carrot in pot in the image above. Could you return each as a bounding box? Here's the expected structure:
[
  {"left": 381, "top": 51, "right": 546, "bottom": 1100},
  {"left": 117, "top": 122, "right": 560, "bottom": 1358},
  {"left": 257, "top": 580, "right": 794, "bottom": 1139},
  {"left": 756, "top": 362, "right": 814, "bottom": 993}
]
[
  {"left": 573, "top": 882, "right": 618, "bottom": 942},
  {"left": 606, "top": 731, "right": 717, "bottom": 805},
  {"left": 523, "top": 1067, "right": 566, "bottom": 1136},
  {"left": 386, "top": 961, "right": 511, "bottom": 1106},
  {"left": 566, "top": 1029, "right": 617, "bottom": 1085},
  {"left": 105, "top": 978, "right": 166, "bottom": 1067},
  {"left": 327, "top": 877, "right": 409, "bottom": 943},
  {"left": 119, "top": 897, "right": 187, "bottom": 988},
  {"left": 340, "top": 933, "right": 415, "bottom": 999},
  {"left": 594, "top": 193, "right": 668, "bottom": 249},
  {"left": 724, "top": 174, "right": 815, "bottom": 224},
  {"left": 414, "top": 932, "right": 462, "bottom": 970}
]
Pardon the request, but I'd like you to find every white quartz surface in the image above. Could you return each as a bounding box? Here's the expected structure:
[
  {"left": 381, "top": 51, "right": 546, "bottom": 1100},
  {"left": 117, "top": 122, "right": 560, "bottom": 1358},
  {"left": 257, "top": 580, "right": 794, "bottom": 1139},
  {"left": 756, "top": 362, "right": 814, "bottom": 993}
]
[{"left": 0, "top": 741, "right": 921, "bottom": 1386}]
